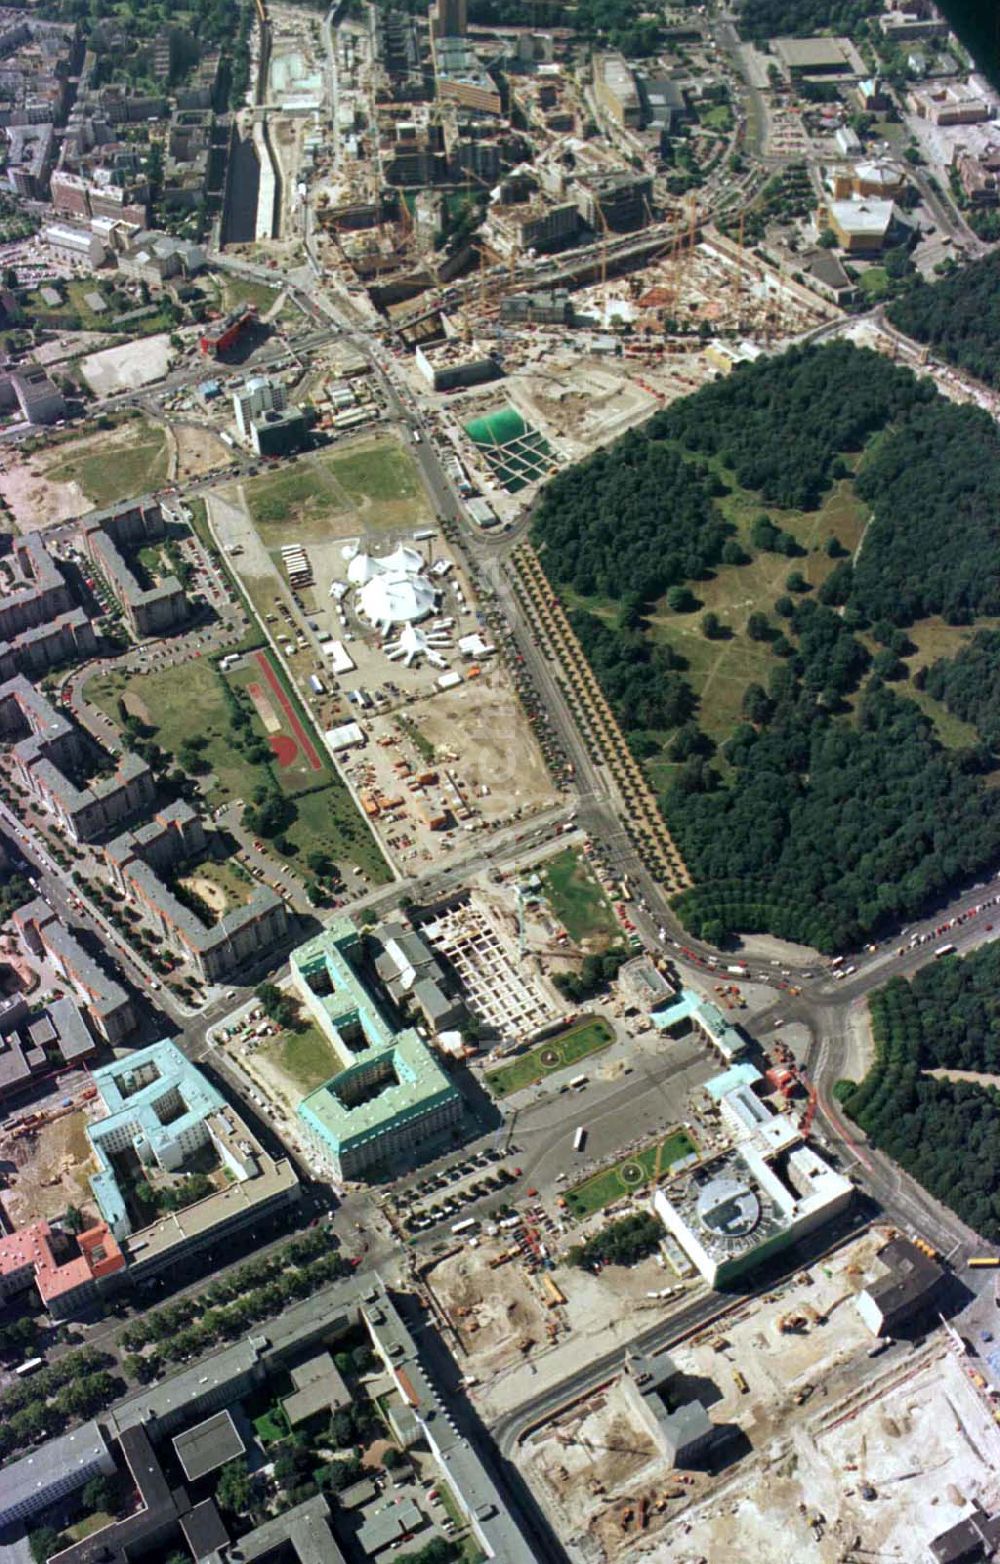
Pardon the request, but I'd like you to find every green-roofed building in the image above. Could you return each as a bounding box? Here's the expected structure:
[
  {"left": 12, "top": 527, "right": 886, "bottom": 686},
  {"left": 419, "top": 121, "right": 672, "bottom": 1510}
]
[{"left": 292, "top": 919, "right": 462, "bottom": 1179}]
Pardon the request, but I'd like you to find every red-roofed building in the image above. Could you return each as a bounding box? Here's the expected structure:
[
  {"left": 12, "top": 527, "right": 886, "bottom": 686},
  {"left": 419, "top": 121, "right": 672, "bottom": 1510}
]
[{"left": 0, "top": 1219, "right": 125, "bottom": 1319}]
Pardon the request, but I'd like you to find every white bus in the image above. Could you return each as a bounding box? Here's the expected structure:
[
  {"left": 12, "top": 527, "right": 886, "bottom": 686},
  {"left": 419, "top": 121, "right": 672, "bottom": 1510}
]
[
  {"left": 15, "top": 1357, "right": 43, "bottom": 1376},
  {"left": 573, "top": 1126, "right": 587, "bottom": 1152},
  {"left": 935, "top": 943, "right": 957, "bottom": 959},
  {"left": 451, "top": 1217, "right": 479, "bottom": 1235},
  {"left": 569, "top": 1074, "right": 588, "bottom": 1091}
]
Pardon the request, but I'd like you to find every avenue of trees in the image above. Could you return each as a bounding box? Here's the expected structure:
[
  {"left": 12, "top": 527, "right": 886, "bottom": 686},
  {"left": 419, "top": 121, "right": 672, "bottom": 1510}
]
[
  {"left": 887, "top": 251, "right": 1000, "bottom": 388},
  {"left": 843, "top": 945, "right": 1000, "bottom": 1240},
  {"left": 922, "top": 630, "right": 1000, "bottom": 750}
]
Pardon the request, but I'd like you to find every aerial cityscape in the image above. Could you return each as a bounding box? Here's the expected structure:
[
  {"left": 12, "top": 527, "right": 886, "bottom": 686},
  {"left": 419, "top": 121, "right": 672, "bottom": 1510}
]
[{"left": 0, "top": 0, "right": 999, "bottom": 1559}]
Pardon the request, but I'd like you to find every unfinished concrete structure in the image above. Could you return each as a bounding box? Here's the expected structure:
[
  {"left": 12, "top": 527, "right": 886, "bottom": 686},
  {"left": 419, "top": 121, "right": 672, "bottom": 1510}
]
[
  {"left": 81, "top": 497, "right": 188, "bottom": 639},
  {"left": 0, "top": 674, "right": 155, "bottom": 842},
  {"left": 105, "top": 802, "right": 289, "bottom": 984}
]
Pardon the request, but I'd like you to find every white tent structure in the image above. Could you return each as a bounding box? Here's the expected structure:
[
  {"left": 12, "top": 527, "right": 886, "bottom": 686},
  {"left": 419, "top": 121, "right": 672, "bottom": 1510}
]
[{"left": 348, "top": 541, "right": 438, "bottom": 633}]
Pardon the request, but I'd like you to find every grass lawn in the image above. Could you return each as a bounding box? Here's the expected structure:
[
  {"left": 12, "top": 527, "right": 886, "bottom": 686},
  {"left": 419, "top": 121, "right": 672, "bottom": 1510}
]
[
  {"left": 242, "top": 460, "right": 349, "bottom": 547},
  {"left": 221, "top": 276, "right": 280, "bottom": 315},
  {"left": 540, "top": 848, "right": 620, "bottom": 949},
  {"left": 321, "top": 439, "right": 425, "bottom": 508},
  {"left": 859, "top": 266, "right": 890, "bottom": 300},
  {"left": 41, "top": 420, "right": 170, "bottom": 509},
  {"left": 700, "top": 104, "right": 733, "bottom": 132},
  {"left": 84, "top": 657, "right": 389, "bottom": 880},
  {"left": 262, "top": 1022, "right": 340, "bottom": 1094},
  {"left": 65, "top": 1511, "right": 115, "bottom": 1543},
  {"left": 485, "top": 1018, "right": 614, "bottom": 1099},
  {"left": 253, "top": 1405, "right": 289, "bottom": 1444},
  {"left": 565, "top": 1129, "right": 698, "bottom": 1219}
]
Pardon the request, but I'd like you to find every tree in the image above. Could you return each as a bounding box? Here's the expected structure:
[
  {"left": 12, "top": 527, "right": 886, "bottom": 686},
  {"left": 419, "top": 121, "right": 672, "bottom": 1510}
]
[
  {"left": 701, "top": 610, "right": 726, "bottom": 639},
  {"left": 255, "top": 982, "right": 297, "bottom": 1028},
  {"left": 383, "top": 1445, "right": 405, "bottom": 1470},
  {"left": 666, "top": 584, "right": 697, "bottom": 613},
  {"left": 30, "top": 1529, "right": 66, "bottom": 1564},
  {"left": 216, "top": 1458, "right": 252, "bottom": 1515},
  {"left": 746, "top": 612, "right": 772, "bottom": 642},
  {"left": 63, "top": 1204, "right": 85, "bottom": 1234},
  {"left": 82, "top": 1475, "right": 114, "bottom": 1514},
  {"left": 818, "top": 226, "right": 838, "bottom": 248}
]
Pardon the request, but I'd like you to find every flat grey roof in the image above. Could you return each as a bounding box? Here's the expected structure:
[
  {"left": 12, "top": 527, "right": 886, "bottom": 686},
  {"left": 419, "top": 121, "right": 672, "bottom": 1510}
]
[
  {"left": 0, "top": 1419, "right": 108, "bottom": 1521},
  {"left": 172, "top": 1407, "right": 245, "bottom": 1482}
]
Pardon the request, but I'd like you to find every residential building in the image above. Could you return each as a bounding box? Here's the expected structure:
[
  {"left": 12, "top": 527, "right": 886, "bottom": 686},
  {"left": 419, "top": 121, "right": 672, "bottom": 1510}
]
[
  {"left": 956, "top": 144, "right": 1000, "bottom": 205},
  {"left": 880, "top": 0, "right": 948, "bottom": 43},
  {"left": 292, "top": 919, "right": 463, "bottom": 1179},
  {"left": 0, "top": 608, "right": 97, "bottom": 682},
  {"left": 105, "top": 804, "right": 288, "bottom": 984},
  {"left": 81, "top": 497, "right": 188, "bottom": 638},
  {"left": 593, "top": 52, "right": 641, "bottom": 128},
  {"left": 0, "top": 992, "right": 97, "bottom": 1102},
  {"left": 14, "top": 900, "right": 135, "bottom": 1043},
  {"left": 5, "top": 121, "right": 54, "bottom": 197},
  {"left": 0, "top": 1218, "right": 125, "bottom": 1320},
  {"left": 0, "top": 677, "right": 155, "bottom": 843},
  {"left": 233, "top": 373, "right": 287, "bottom": 441},
  {"left": 0, "top": 531, "right": 73, "bottom": 643}
]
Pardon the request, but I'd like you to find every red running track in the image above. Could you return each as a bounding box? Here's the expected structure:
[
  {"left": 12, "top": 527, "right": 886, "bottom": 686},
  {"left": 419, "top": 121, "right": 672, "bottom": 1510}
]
[{"left": 253, "top": 650, "right": 323, "bottom": 771}]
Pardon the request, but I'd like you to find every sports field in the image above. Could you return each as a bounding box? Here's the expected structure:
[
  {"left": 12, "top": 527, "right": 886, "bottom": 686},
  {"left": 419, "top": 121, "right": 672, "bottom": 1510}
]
[
  {"left": 564, "top": 1129, "right": 698, "bottom": 1219},
  {"left": 484, "top": 1018, "right": 614, "bottom": 1099}
]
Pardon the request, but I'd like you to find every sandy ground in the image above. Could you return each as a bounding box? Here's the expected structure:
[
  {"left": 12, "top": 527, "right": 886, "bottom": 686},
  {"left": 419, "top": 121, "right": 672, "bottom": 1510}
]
[
  {"left": 412, "top": 669, "right": 556, "bottom": 819},
  {"left": 80, "top": 333, "right": 173, "bottom": 396},
  {"left": 173, "top": 422, "right": 234, "bottom": 481},
  {"left": 178, "top": 874, "right": 228, "bottom": 916},
  {"left": 0, "top": 421, "right": 166, "bottom": 530},
  {"left": 426, "top": 1242, "right": 558, "bottom": 1378},
  {"left": 0, "top": 1108, "right": 100, "bottom": 1227}
]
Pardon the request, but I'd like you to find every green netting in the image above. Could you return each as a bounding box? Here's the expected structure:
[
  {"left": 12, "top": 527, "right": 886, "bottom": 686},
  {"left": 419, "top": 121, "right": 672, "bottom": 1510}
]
[{"left": 464, "top": 406, "right": 529, "bottom": 446}]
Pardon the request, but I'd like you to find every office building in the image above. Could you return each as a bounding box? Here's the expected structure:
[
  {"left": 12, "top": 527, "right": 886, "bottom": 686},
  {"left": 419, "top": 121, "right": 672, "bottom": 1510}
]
[
  {"left": 233, "top": 373, "right": 286, "bottom": 442},
  {"left": 621, "top": 1350, "right": 716, "bottom": 1466},
  {"left": 856, "top": 1236, "right": 945, "bottom": 1337},
  {"left": 593, "top": 52, "right": 641, "bottom": 128},
  {"left": 0, "top": 1421, "right": 115, "bottom": 1529},
  {"left": 86, "top": 1039, "right": 300, "bottom": 1274},
  {"left": 432, "top": 0, "right": 467, "bottom": 38},
  {"left": 292, "top": 920, "right": 462, "bottom": 1179},
  {"left": 9, "top": 365, "right": 66, "bottom": 425},
  {"left": 251, "top": 405, "right": 308, "bottom": 457},
  {"left": 433, "top": 37, "right": 502, "bottom": 115}
]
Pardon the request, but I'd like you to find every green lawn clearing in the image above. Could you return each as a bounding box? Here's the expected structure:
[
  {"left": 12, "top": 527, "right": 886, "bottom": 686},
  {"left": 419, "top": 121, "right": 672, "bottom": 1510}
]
[
  {"left": 565, "top": 1129, "right": 698, "bottom": 1219},
  {"left": 253, "top": 1405, "right": 290, "bottom": 1444},
  {"left": 540, "top": 848, "right": 620, "bottom": 949},
  {"left": 485, "top": 1018, "right": 614, "bottom": 1099},
  {"left": 221, "top": 276, "right": 280, "bottom": 315},
  {"left": 241, "top": 460, "right": 350, "bottom": 547},
  {"left": 260, "top": 1022, "right": 340, "bottom": 1095}
]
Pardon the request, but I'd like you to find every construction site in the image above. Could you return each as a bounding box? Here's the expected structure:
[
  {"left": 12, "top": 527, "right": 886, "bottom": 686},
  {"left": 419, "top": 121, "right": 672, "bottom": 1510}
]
[
  {"left": 519, "top": 1226, "right": 1000, "bottom": 1564},
  {"left": 420, "top": 891, "right": 561, "bottom": 1044},
  {"left": 0, "top": 1078, "right": 101, "bottom": 1230}
]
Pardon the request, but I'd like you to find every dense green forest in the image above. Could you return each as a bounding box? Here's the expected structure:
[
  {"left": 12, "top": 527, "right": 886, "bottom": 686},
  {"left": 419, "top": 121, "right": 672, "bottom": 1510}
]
[
  {"left": 657, "top": 342, "right": 931, "bottom": 511},
  {"left": 532, "top": 341, "right": 1000, "bottom": 951},
  {"left": 843, "top": 947, "right": 1000, "bottom": 1239},
  {"left": 851, "top": 401, "right": 1000, "bottom": 624},
  {"left": 922, "top": 631, "right": 1000, "bottom": 750},
  {"left": 887, "top": 252, "right": 1000, "bottom": 388},
  {"left": 738, "top": 0, "right": 880, "bottom": 40}
]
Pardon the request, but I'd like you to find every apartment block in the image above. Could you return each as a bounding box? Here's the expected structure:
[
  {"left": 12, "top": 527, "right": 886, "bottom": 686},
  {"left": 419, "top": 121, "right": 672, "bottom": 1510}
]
[
  {"left": 13, "top": 899, "right": 136, "bottom": 1043},
  {"left": 0, "top": 676, "right": 155, "bottom": 842},
  {"left": 0, "top": 1218, "right": 125, "bottom": 1321},
  {"left": 105, "top": 803, "right": 289, "bottom": 984},
  {"left": 0, "top": 530, "right": 73, "bottom": 641},
  {"left": 81, "top": 497, "right": 188, "bottom": 639}
]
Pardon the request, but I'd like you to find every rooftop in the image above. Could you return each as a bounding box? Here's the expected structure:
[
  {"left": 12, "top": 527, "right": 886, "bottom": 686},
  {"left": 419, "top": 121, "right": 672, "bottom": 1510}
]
[{"left": 172, "top": 1407, "right": 245, "bottom": 1482}]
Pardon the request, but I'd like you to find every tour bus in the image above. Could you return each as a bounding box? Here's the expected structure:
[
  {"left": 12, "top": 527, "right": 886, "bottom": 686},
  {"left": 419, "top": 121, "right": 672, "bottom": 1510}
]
[
  {"left": 573, "top": 1126, "right": 587, "bottom": 1152},
  {"left": 451, "top": 1217, "right": 479, "bottom": 1236},
  {"left": 935, "top": 943, "right": 957, "bottom": 959},
  {"left": 569, "top": 1075, "right": 588, "bottom": 1091},
  {"left": 15, "top": 1357, "right": 43, "bottom": 1376}
]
